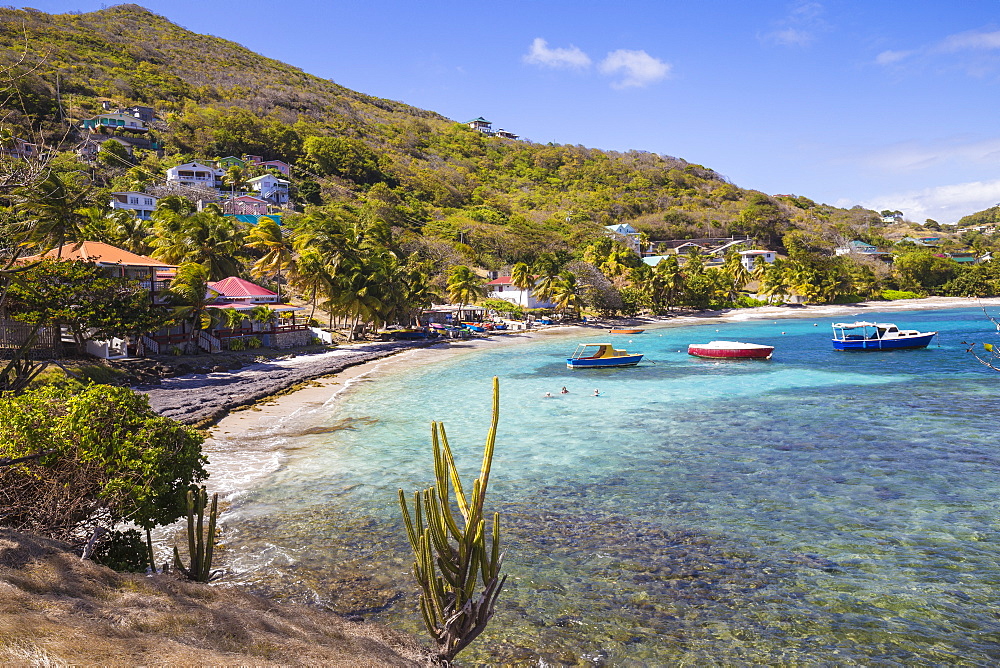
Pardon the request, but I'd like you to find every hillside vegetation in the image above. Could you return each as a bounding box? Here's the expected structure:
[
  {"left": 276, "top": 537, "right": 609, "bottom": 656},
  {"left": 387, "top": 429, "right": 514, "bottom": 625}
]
[{"left": 2, "top": 3, "right": 999, "bottom": 317}]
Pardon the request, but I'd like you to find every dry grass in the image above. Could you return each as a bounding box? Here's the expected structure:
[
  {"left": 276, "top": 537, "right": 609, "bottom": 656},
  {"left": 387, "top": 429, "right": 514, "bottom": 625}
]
[{"left": 0, "top": 529, "right": 430, "bottom": 666}]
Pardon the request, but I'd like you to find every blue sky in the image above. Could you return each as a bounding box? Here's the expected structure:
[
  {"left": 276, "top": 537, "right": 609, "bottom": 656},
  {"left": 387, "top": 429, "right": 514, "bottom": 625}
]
[{"left": 23, "top": 1, "right": 1000, "bottom": 224}]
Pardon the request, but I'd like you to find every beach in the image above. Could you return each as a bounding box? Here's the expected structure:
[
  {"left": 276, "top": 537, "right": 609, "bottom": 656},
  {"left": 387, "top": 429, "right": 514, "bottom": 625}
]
[{"left": 146, "top": 296, "right": 1000, "bottom": 433}]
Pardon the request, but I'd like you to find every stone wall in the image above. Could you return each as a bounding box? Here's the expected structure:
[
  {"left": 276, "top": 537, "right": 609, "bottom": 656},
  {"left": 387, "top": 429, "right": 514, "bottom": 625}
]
[{"left": 270, "top": 329, "right": 313, "bottom": 350}]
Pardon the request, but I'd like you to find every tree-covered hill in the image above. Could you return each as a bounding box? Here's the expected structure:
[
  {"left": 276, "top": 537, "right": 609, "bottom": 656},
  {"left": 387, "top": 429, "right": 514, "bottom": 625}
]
[
  {"left": 0, "top": 3, "right": 887, "bottom": 259},
  {"left": 4, "top": 2, "right": 998, "bottom": 322}
]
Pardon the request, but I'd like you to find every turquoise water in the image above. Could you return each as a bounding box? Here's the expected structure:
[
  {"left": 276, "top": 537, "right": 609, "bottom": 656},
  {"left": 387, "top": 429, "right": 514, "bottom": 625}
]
[{"left": 211, "top": 307, "right": 1000, "bottom": 665}]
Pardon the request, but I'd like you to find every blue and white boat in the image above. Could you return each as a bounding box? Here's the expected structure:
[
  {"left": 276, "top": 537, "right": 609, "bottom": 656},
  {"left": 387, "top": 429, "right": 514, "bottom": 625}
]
[
  {"left": 567, "top": 343, "right": 643, "bottom": 368},
  {"left": 831, "top": 321, "right": 937, "bottom": 351}
]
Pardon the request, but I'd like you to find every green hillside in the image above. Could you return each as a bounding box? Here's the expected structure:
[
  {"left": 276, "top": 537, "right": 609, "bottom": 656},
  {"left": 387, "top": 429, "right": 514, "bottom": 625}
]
[{"left": 3, "top": 3, "right": 998, "bottom": 314}]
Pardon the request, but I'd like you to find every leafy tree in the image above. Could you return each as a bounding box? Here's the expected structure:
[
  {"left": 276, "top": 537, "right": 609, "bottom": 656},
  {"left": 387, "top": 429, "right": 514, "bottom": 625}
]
[
  {"left": 0, "top": 384, "right": 206, "bottom": 543},
  {"left": 893, "top": 249, "right": 957, "bottom": 293},
  {"left": 5, "top": 259, "right": 168, "bottom": 349},
  {"left": 150, "top": 208, "right": 246, "bottom": 280}
]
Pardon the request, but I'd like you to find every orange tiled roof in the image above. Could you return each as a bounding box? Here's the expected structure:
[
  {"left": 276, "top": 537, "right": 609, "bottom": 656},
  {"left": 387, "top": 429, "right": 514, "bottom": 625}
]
[{"left": 20, "top": 241, "right": 176, "bottom": 268}]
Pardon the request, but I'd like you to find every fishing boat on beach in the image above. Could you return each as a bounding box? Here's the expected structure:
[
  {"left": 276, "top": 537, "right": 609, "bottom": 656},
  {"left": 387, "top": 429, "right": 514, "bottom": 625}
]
[
  {"left": 687, "top": 341, "right": 774, "bottom": 360},
  {"left": 567, "top": 343, "right": 644, "bottom": 369},
  {"left": 831, "top": 321, "right": 937, "bottom": 350},
  {"left": 610, "top": 328, "right": 645, "bottom": 334}
]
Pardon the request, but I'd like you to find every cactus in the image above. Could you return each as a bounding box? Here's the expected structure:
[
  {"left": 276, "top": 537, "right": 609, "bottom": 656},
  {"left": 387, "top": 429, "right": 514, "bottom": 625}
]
[
  {"left": 172, "top": 486, "right": 222, "bottom": 582},
  {"left": 398, "top": 376, "right": 506, "bottom": 663}
]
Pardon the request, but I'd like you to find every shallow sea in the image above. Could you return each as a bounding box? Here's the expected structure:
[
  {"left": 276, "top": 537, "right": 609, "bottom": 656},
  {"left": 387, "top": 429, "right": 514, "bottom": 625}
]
[{"left": 205, "top": 307, "right": 1000, "bottom": 665}]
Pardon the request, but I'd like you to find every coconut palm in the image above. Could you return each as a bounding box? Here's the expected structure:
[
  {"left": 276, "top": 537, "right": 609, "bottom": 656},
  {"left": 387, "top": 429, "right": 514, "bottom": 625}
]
[
  {"left": 532, "top": 253, "right": 562, "bottom": 302},
  {"left": 289, "top": 248, "right": 330, "bottom": 322},
  {"left": 447, "top": 265, "right": 486, "bottom": 321},
  {"left": 551, "top": 271, "right": 585, "bottom": 318},
  {"left": 150, "top": 209, "right": 246, "bottom": 281},
  {"left": 165, "top": 263, "right": 215, "bottom": 352},
  {"left": 510, "top": 261, "right": 533, "bottom": 307},
  {"left": 15, "top": 171, "right": 91, "bottom": 253},
  {"left": 245, "top": 217, "right": 294, "bottom": 301}
]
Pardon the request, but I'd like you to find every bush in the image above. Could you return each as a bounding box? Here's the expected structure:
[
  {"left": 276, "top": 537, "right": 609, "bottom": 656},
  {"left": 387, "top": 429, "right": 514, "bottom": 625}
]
[
  {"left": 91, "top": 528, "right": 150, "bottom": 573},
  {"left": 734, "top": 295, "right": 768, "bottom": 308},
  {"left": 245, "top": 337, "right": 262, "bottom": 349},
  {"left": 227, "top": 338, "right": 246, "bottom": 351},
  {"left": 0, "top": 385, "right": 207, "bottom": 543},
  {"left": 882, "top": 289, "right": 923, "bottom": 300}
]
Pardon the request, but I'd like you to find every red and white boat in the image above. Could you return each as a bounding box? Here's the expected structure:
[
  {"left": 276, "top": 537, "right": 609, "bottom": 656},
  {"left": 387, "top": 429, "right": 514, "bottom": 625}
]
[{"left": 687, "top": 340, "right": 774, "bottom": 360}]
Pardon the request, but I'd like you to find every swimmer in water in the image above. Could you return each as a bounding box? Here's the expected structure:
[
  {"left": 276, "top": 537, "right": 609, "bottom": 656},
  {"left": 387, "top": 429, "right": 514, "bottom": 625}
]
[
  {"left": 593, "top": 388, "right": 600, "bottom": 396},
  {"left": 560, "top": 386, "right": 569, "bottom": 394}
]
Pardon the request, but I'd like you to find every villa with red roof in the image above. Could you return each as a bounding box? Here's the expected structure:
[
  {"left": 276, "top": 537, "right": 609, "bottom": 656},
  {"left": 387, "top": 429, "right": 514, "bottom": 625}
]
[
  {"left": 208, "top": 276, "right": 279, "bottom": 304},
  {"left": 486, "top": 276, "right": 555, "bottom": 309}
]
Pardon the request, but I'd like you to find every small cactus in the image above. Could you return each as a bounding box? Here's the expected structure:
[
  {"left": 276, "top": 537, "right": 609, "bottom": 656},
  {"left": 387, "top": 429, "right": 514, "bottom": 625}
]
[
  {"left": 173, "top": 486, "right": 222, "bottom": 582},
  {"left": 398, "top": 376, "right": 506, "bottom": 663}
]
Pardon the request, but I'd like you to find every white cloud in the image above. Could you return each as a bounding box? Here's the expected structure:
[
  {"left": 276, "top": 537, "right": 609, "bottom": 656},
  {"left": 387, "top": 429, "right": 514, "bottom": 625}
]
[
  {"left": 761, "top": 1, "right": 828, "bottom": 47},
  {"left": 875, "top": 49, "right": 913, "bottom": 66},
  {"left": 939, "top": 29, "right": 1000, "bottom": 53},
  {"left": 861, "top": 137, "right": 1000, "bottom": 174},
  {"left": 859, "top": 179, "right": 1000, "bottom": 224},
  {"left": 523, "top": 38, "right": 591, "bottom": 70},
  {"left": 599, "top": 49, "right": 671, "bottom": 89}
]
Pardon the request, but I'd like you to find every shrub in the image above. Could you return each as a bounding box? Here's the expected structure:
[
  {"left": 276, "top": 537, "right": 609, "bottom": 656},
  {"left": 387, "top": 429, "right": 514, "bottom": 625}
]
[
  {"left": 227, "top": 338, "right": 246, "bottom": 351},
  {"left": 734, "top": 295, "right": 768, "bottom": 308},
  {"left": 0, "top": 385, "right": 207, "bottom": 543},
  {"left": 882, "top": 289, "right": 923, "bottom": 300},
  {"left": 245, "top": 336, "right": 262, "bottom": 349}
]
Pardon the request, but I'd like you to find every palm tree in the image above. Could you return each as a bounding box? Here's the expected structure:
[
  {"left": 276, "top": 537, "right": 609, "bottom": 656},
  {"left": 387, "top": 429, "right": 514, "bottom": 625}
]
[
  {"left": 288, "top": 248, "right": 330, "bottom": 322},
  {"left": 447, "top": 265, "right": 486, "bottom": 322},
  {"left": 532, "top": 253, "right": 562, "bottom": 303},
  {"left": 510, "top": 262, "right": 533, "bottom": 307},
  {"left": 651, "top": 255, "right": 684, "bottom": 313},
  {"left": 150, "top": 209, "right": 246, "bottom": 281},
  {"left": 551, "top": 271, "right": 585, "bottom": 318},
  {"left": 245, "top": 217, "right": 294, "bottom": 301},
  {"left": 15, "top": 171, "right": 91, "bottom": 253},
  {"left": 722, "top": 251, "right": 750, "bottom": 302},
  {"left": 165, "top": 263, "right": 215, "bottom": 352}
]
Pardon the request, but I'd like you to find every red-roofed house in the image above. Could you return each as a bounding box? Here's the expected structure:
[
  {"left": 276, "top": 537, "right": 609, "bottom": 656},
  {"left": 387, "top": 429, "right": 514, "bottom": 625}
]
[
  {"left": 486, "top": 276, "right": 554, "bottom": 309},
  {"left": 208, "top": 276, "right": 279, "bottom": 304}
]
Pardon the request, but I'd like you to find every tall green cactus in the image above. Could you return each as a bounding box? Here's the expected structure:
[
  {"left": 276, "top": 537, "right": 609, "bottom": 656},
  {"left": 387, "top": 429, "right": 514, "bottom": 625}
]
[
  {"left": 398, "top": 376, "right": 506, "bottom": 663},
  {"left": 173, "top": 486, "right": 221, "bottom": 582}
]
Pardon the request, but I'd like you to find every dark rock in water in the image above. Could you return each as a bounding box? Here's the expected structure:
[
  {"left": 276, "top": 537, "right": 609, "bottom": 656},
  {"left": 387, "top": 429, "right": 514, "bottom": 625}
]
[{"left": 790, "top": 553, "right": 840, "bottom": 571}]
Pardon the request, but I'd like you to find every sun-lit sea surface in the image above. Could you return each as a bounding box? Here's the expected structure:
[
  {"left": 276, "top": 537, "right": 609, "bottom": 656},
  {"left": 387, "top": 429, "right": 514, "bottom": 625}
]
[{"left": 205, "top": 307, "right": 1000, "bottom": 665}]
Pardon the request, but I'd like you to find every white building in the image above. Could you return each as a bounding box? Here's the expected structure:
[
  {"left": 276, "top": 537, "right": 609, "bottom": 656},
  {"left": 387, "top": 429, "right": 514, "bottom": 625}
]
[
  {"left": 247, "top": 174, "right": 290, "bottom": 205},
  {"left": 604, "top": 223, "right": 643, "bottom": 254},
  {"left": 486, "top": 276, "right": 555, "bottom": 309},
  {"left": 739, "top": 249, "right": 776, "bottom": 272},
  {"left": 110, "top": 192, "right": 158, "bottom": 220},
  {"left": 166, "top": 161, "right": 224, "bottom": 189}
]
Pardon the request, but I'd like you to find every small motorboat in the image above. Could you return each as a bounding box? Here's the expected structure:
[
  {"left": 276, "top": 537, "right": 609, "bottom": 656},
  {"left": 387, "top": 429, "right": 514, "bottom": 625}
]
[
  {"left": 831, "top": 322, "right": 937, "bottom": 350},
  {"left": 567, "top": 343, "right": 643, "bottom": 369},
  {"left": 688, "top": 340, "right": 774, "bottom": 360},
  {"left": 610, "top": 328, "right": 645, "bottom": 334}
]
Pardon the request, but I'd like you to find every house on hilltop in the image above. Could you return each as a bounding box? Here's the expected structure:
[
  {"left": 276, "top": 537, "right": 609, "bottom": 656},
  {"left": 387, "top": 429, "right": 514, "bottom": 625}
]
[
  {"left": 467, "top": 117, "right": 520, "bottom": 140},
  {"left": 80, "top": 112, "right": 149, "bottom": 134},
  {"left": 222, "top": 195, "right": 269, "bottom": 215}
]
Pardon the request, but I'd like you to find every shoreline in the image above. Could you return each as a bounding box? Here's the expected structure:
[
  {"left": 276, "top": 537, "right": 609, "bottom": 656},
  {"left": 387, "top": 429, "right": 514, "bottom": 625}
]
[{"left": 140, "top": 296, "right": 1000, "bottom": 429}]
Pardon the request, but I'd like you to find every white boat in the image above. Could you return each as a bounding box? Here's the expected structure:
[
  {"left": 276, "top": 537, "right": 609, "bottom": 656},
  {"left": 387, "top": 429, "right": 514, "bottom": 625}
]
[{"left": 831, "top": 322, "right": 937, "bottom": 351}]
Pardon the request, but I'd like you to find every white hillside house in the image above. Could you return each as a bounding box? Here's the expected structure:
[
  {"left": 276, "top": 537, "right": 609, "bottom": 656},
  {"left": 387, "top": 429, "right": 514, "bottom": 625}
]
[{"left": 486, "top": 276, "right": 555, "bottom": 309}]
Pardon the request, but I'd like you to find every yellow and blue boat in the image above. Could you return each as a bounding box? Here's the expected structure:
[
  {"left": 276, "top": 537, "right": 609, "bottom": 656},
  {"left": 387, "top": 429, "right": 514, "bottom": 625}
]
[{"left": 566, "top": 343, "right": 643, "bottom": 369}]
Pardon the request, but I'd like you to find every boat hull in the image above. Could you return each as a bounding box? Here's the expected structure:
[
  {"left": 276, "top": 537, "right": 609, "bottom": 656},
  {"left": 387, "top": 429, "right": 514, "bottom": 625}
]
[
  {"left": 832, "top": 333, "right": 935, "bottom": 350},
  {"left": 610, "top": 328, "right": 645, "bottom": 334},
  {"left": 566, "top": 354, "right": 643, "bottom": 369},
  {"left": 687, "top": 342, "right": 774, "bottom": 360}
]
